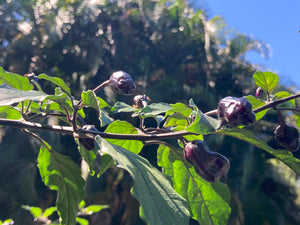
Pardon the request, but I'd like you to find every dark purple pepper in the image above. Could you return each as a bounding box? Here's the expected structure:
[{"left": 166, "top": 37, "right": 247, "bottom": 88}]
[
  {"left": 133, "top": 95, "right": 150, "bottom": 108},
  {"left": 184, "top": 140, "right": 230, "bottom": 183},
  {"left": 275, "top": 124, "right": 299, "bottom": 152},
  {"left": 109, "top": 71, "right": 136, "bottom": 95},
  {"left": 217, "top": 96, "right": 256, "bottom": 126},
  {"left": 78, "top": 125, "right": 98, "bottom": 150},
  {"left": 255, "top": 87, "right": 264, "bottom": 98}
]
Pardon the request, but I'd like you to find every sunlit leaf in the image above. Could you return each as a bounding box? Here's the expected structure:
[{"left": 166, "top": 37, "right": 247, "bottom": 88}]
[
  {"left": 245, "top": 95, "right": 268, "bottom": 121},
  {"left": 0, "top": 106, "right": 21, "bottom": 119},
  {"left": 43, "top": 207, "right": 57, "bottom": 218},
  {"left": 84, "top": 205, "right": 109, "bottom": 215},
  {"left": 164, "top": 113, "right": 189, "bottom": 131},
  {"left": 253, "top": 71, "right": 279, "bottom": 94},
  {"left": 22, "top": 205, "right": 42, "bottom": 218},
  {"left": 96, "top": 137, "right": 190, "bottom": 225},
  {"left": 166, "top": 102, "right": 193, "bottom": 117},
  {"left": 273, "top": 91, "right": 295, "bottom": 106},
  {"left": 157, "top": 145, "right": 231, "bottom": 225},
  {"left": 186, "top": 112, "right": 220, "bottom": 134},
  {"left": 38, "top": 142, "right": 85, "bottom": 225},
  {"left": 104, "top": 120, "right": 143, "bottom": 154},
  {"left": 0, "top": 67, "right": 33, "bottom": 91},
  {"left": 76, "top": 217, "right": 89, "bottom": 225}
]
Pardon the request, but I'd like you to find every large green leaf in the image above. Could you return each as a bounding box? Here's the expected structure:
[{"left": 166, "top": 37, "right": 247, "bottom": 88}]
[
  {"left": 0, "top": 84, "right": 48, "bottom": 106},
  {"left": 216, "top": 128, "right": 300, "bottom": 175},
  {"left": 96, "top": 137, "right": 190, "bottom": 225},
  {"left": 81, "top": 90, "right": 114, "bottom": 126},
  {"left": 157, "top": 145, "right": 231, "bottom": 225},
  {"left": 38, "top": 143, "right": 85, "bottom": 225},
  {"left": 0, "top": 67, "right": 33, "bottom": 91},
  {"left": 104, "top": 120, "right": 143, "bottom": 154},
  {"left": 253, "top": 71, "right": 279, "bottom": 94},
  {"left": 38, "top": 73, "right": 71, "bottom": 96}
]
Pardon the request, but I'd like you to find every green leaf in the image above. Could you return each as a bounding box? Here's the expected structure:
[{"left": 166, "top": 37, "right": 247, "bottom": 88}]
[
  {"left": 76, "top": 139, "right": 96, "bottom": 175},
  {"left": 81, "top": 90, "right": 114, "bottom": 126},
  {"left": 22, "top": 205, "right": 43, "bottom": 218},
  {"left": 96, "top": 137, "right": 190, "bottom": 225},
  {"left": 111, "top": 101, "right": 138, "bottom": 113},
  {"left": 186, "top": 99, "right": 221, "bottom": 134},
  {"left": 157, "top": 145, "right": 231, "bottom": 225},
  {"left": 166, "top": 102, "right": 193, "bottom": 117},
  {"left": 245, "top": 95, "right": 268, "bottom": 121},
  {"left": 273, "top": 91, "right": 295, "bottom": 106},
  {"left": 0, "top": 106, "right": 21, "bottom": 119},
  {"left": 186, "top": 112, "right": 220, "bottom": 134},
  {"left": 38, "top": 73, "right": 71, "bottom": 96},
  {"left": 253, "top": 71, "right": 279, "bottom": 94},
  {"left": 0, "top": 67, "right": 33, "bottom": 91},
  {"left": 104, "top": 120, "right": 143, "bottom": 154},
  {"left": 76, "top": 217, "right": 89, "bottom": 225},
  {"left": 132, "top": 103, "right": 172, "bottom": 117},
  {"left": 216, "top": 128, "right": 300, "bottom": 175},
  {"left": 164, "top": 113, "right": 189, "bottom": 131},
  {"left": 97, "top": 154, "right": 115, "bottom": 178},
  {"left": 84, "top": 205, "right": 109, "bottom": 215},
  {"left": 38, "top": 143, "right": 85, "bottom": 225},
  {"left": 43, "top": 207, "right": 57, "bottom": 218},
  {"left": 0, "top": 84, "right": 48, "bottom": 106}
]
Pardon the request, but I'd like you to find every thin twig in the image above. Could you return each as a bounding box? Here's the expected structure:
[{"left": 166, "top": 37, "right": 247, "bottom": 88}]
[
  {"left": 0, "top": 118, "right": 196, "bottom": 141},
  {"left": 253, "top": 92, "right": 300, "bottom": 113}
]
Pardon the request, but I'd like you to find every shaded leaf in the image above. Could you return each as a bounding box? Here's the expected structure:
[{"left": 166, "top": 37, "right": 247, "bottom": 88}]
[
  {"left": 0, "top": 84, "right": 48, "bottom": 106},
  {"left": 97, "top": 154, "right": 115, "bottom": 178},
  {"left": 38, "top": 143, "right": 85, "bottom": 225},
  {"left": 81, "top": 90, "right": 114, "bottom": 126},
  {"left": 157, "top": 145, "right": 231, "bottom": 225},
  {"left": 216, "top": 128, "right": 300, "bottom": 175},
  {"left": 253, "top": 71, "right": 279, "bottom": 94},
  {"left": 132, "top": 103, "right": 172, "bottom": 117},
  {"left": 38, "top": 73, "right": 71, "bottom": 96},
  {"left": 104, "top": 120, "right": 143, "bottom": 154},
  {"left": 96, "top": 137, "right": 190, "bottom": 225},
  {"left": 0, "top": 67, "right": 33, "bottom": 91},
  {"left": 111, "top": 101, "right": 138, "bottom": 113},
  {"left": 76, "top": 139, "right": 96, "bottom": 176}
]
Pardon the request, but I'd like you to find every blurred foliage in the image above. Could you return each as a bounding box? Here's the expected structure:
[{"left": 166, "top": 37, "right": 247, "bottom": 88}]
[{"left": 0, "top": 0, "right": 299, "bottom": 225}]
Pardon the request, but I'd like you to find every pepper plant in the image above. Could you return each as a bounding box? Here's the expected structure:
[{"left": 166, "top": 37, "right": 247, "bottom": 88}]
[{"left": 0, "top": 67, "right": 300, "bottom": 225}]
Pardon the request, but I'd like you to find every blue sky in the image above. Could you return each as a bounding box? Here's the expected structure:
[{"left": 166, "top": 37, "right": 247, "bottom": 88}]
[{"left": 208, "top": 0, "right": 300, "bottom": 88}]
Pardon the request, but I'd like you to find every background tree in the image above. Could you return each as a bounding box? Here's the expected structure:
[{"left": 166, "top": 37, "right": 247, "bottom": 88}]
[{"left": 0, "top": 0, "right": 299, "bottom": 224}]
